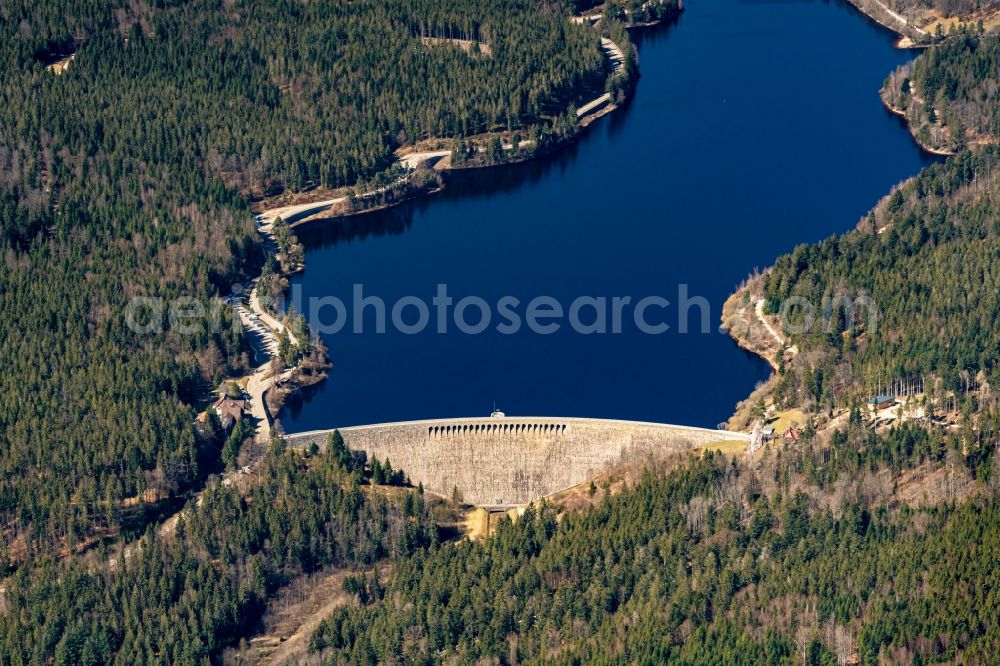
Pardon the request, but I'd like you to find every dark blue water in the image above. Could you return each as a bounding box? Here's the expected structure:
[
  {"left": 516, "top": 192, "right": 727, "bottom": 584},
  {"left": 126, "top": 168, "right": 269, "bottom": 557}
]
[{"left": 278, "top": 0, "right": 936, "bottom": 431}]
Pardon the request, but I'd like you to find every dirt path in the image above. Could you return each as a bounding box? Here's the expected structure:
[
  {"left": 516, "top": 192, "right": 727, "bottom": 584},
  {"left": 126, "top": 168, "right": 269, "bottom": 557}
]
[
  {"left": 227, "top": 217, "right": 305, "bottom": 441},
  {"left": 754, "top": 299, "right": 785, "bottom": 348},
  {"left": 754, "top": 299, "right": 799, "bottom": 357},
  {"left": 845, "top": 0, "right": 927, "bottom": 45},
  {"left": 256, "top": 176, "right": 416, "bottom": 228},
  {"left": 253, "top": 569, "right": 353, "bottom": 665},
  {"left": 256, "top": 200, "right": 343, "bottom": 228},
  {"left": 226, "top": 564, "right": 392, "bottom": 665},
  {"left": 249, "top": 284, "right": 299, "bottom": 348},
  {"left": 877, "top": 0, "right": 925, "bottom": 34}
]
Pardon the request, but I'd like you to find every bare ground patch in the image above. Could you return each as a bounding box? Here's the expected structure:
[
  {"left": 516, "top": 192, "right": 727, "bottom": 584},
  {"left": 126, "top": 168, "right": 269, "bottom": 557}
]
[
  {"left": 420, "top": 37, "right": 492, "bottom": 56},
  {"left": 223, "top": 565, "right": 389, "bottom": 666}
]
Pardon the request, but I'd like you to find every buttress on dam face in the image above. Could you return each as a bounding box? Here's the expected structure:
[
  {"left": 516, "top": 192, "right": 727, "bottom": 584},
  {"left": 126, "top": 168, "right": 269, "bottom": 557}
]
[{"left": 286, "top": 416, "right": 747, "bottom": 506}]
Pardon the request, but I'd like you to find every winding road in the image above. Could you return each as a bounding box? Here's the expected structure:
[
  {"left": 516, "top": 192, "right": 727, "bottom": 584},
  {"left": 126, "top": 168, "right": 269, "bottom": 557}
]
[
  {"left": 248, "top": 16, "right": 630, "bottom": 435},
  {"left": 228, "top": 216, "right": 306, "bottom": 440},
  {"left": 254, "top": 167, "right": 435, "bottom": 228}
]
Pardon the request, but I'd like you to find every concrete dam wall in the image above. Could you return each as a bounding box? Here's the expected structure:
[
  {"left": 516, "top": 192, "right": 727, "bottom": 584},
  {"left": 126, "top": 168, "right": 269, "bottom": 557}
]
[{"left": 285, "top": 417, "right": 747, "bottom": 506}]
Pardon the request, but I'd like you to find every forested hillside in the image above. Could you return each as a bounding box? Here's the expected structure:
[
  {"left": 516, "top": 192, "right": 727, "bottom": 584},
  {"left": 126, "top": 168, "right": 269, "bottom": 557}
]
[
  {"left": 759, "top": 146, "right": 1000, "bottom": 410},
  {"left": 0, "top": 0, "right": 611, "bottom": 565},
  {"left": 0, "top": 434, "right": 438, "bottom": 663},
  {"left": 883, "top": 32, "right": 1000, "bottom": 152},
  {"left": 4, "top": 0, "right": 607, "bottom": 197},
  {"left": 310, "top": 438, "right": 1000, "bottom": 665},
  {"left": 5, "top": 0, "right": 1000, "bottom": 664}
]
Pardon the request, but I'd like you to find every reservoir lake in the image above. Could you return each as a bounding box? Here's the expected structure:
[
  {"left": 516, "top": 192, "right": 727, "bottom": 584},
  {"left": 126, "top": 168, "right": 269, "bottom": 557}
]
[{"left": 279, "top": 0, "right": 938, "bottom": 431}]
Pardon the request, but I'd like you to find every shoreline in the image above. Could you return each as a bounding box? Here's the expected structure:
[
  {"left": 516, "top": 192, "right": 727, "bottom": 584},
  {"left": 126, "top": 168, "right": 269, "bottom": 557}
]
[
  {"left": 881, "top": 96, "right": 957, "bottom": 156},
  {"left": 286, "top": 184, "right": 446, "bottom": 229},
  {"left": 282, "top": 115, "right": 621, "bottom": 228},
  {"left": 252, "top": 6, "right": 685, "bottom": 230},
  {"left": 262, "top": 95, "right": 631, "bottom": 228},
  {"left": 245, "top": 12, "right": 666, "bottom": 434},
  {"left": 718, "top": 10, "right": 957, "bottom": 424},
  {"left": 719, "top": 276, "right": 797, "bottom": 376},
  {"left": 256, "top": 82, "right": 630, "bottom": 228},
  {"left": 260, "top": 0, "right": 952, "bottom": 438},
  {"left": 841, "top": 0, "right": 929, "bottom": 48},
  {"left": 231, "top": 222, "right": 330, "bottom": 442}
]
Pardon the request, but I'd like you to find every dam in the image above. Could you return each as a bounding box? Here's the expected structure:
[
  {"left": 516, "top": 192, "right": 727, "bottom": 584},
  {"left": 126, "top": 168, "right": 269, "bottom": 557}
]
[{"left": 285, "top": 416, "right": 747, "bottom": 505}]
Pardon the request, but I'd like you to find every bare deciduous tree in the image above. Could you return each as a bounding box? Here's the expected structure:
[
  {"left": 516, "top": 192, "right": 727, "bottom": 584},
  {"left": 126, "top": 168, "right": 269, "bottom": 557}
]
[{"left": 835, "top": 624, "right": 855, "bottom": 666}]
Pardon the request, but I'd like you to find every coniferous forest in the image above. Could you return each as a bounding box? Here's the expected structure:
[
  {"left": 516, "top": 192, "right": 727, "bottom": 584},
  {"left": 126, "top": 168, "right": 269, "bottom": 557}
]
[
  {"left": 0, "top": 0, "right": 612, "bottom": 566},
  {"left": 882, "top": 32, "right": 1000, "bottom": 152},
  {"left": 2, "top": 0, "right": 1000, "bottom": 664},
  {"left": 1, "top": 435, "right": 437, "bottom": 663},
  {"left": 311, "top": 445, "right": 1000, "bottom": 665},
  {"left": 762, "top": 146, "right": 1000, "bottom": 408}
]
